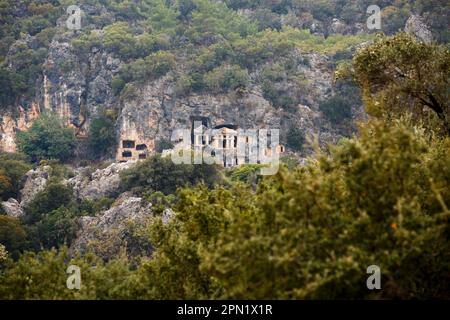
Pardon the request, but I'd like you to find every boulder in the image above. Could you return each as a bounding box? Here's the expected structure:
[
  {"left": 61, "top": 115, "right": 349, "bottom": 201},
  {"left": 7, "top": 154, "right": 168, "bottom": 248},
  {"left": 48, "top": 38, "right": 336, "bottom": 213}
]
[
  {"left": 70, "top": 193, "right": 153, "bottom": 259},
  {"left": 404, "top": 15, "right": 433, "bottom": 44},
  {"left": 20, "top": 165, "right": 51, "bottom": 207},
  {"left": 1, "top": 198, "right": 24, "bottom": 218},
  {"left": 329, "top": 18, "right": 348, "bottom": 34},
  {"left": 68, "top": 161, "right": 136, "bottom": 200}
]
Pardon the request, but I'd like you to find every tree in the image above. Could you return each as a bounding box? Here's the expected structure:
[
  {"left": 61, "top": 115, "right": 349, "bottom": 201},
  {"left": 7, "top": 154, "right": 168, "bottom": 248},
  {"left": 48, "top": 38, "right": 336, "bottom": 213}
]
[
  {"left": 352, "top": 33, "right": 450, "bottom": 134},
  {"left": 23, "top": 182, "right": 75, "bottom": 225},
  {"left": 88, "top": 111, "right": 117, "bottom": 158},
  {"left": 139, "top": 118, "right": 450, "bottom": 299},
  {"left": 103, "top": 22, "right": 137, "bottom": 60},
  {"left": 0, "top": 247, "right": 136, "bottom": 299},
  {"left": 0, "top": 153, "right": 32, "bottom": 200},
  {"left": 0, "top": 215, "right": 27, "bottom": 259},
  {"left": 286, "top": 127, "right": 305, "bottom": 152},
  {"left": 120, "top": 154, "right": 222, "bottom": 195},
  {"left": 32, "top": 206, "right": 79, "bottom": 249},
  {"left": 319, "top": 95, "right": 352, "bottom": 124},
  {"left": 16, "top": 113, "right": 76, "bottom": 163}
]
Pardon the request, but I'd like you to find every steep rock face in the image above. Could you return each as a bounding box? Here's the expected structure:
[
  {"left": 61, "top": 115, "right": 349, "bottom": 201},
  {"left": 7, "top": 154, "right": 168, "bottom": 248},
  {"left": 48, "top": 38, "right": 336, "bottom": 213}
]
[
  {"left": 405, "top": 15, "right": 434, "bottom": 44},
  {"left": 0, "top": 18, "right": 338, "bottom": 158},
  {"left": 70, "top": 194, "right": 153, "bottom": 259},
  {"left": 1, "top": 198, "right": 24, "bottom": 218},
  {"left": 0, "top": 29, "right": 121, "bottom": 152},
  {"left": 42, "top": 31, "right": 120, "bottom": 137},
  {"left": 116, "top": 51, "right": 333, "bottom": 161},
  {"left": 19, "top": 165, "right": 51, "bottom": 207},
  {"left": 67, "top": 161, "right": 136, "bottom": 200}
]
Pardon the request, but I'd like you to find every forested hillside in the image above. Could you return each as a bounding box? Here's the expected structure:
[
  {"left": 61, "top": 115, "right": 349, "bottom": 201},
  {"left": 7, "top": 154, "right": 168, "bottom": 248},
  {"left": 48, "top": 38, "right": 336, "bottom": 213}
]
[{"left": 0, "top": 1, "right": 449, "bottom": 300}]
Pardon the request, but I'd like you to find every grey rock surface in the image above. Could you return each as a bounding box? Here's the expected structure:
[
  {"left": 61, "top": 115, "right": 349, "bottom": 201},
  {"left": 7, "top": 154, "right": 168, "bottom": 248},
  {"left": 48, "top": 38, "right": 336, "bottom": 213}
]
[
  {"left": 20, "top": 165, "right": 51, "bottom": 207},
  {"left": 1, "top": 198, "right": 24, "bottom": 218},
  {"left": 67, "top": 161, "right": 136, "bottom": 200},
  {"left": 70, "top": 194, "right": 153, "bottom": 259},
  {"left": 405, "top": 15, "right": 434, "bottom": 44}
]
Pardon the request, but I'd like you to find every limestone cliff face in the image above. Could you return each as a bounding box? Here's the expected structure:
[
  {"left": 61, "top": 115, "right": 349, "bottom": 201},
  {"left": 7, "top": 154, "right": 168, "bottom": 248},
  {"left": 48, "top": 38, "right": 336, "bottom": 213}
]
[
  {"left": 0, "top": 30, "right": 120, "bottom": 153},
  {"left": 0, "top": 31, "right": 336, "bottom": 158},
  {"left": 115, "top": 50, "right": 334, "bottom": 161},
  {"left": 0, "top": 8, "right": 365, "bottom": 159}
]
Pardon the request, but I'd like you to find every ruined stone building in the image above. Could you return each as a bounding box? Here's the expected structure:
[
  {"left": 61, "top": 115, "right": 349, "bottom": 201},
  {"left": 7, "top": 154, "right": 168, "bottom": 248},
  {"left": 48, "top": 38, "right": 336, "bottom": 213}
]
[
  {"left": 163, "top": 116, "right": 284, "bottom": 167},
  {"left": 116, "top": 139, "right": 151, "bottom": 162}
]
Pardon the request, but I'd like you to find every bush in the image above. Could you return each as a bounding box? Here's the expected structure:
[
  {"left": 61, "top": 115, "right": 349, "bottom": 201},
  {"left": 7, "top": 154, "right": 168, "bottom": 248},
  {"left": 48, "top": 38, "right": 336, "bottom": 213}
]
[
  {"left": 136, "top": 118, "right": 450, "bottom": 299},
  {"left": 0, "top": 216, "right": 27, "bottom": 259},
  {"left": 319, "top": 96, "right": 352, "bottom": 124},
  {"left": 0, "top": 248, "right": 135, "bottom": 299},
  {"left": 155, "top": 139, "right": 174, "bottom": 153},
  {"left": 111, "top": 76, "right": 126, "bottom": 96},
  {"left": 88, "top": 111, "right": 117, "bottom": 158},
  {"left": 143, "top": 51, "right": 176, "bottom": 79},
  {"left": 103, "top": 22, "right": 137, "bottom": 60},
  {"left": 204, "top": 65, "right": 249, "bottom": 93},
  {"left": 120, "top": 155, "right": 222, "bottom": 195},
  {"left": 286, "top": 127, "right": 305, "bottom": 152},
  {"left": 16, "top": 113, "right": 76, "bottom": 163},
  {"left": 31, "top": 206, "right": 79, "bottom": 249},
  {"left": 228, "top": 164, "right": 263, "bottom": 185},
  {"left": 23, "top": 182, "right": 75, "bottom": 225},
  {"left": 0, "top": 153, "right": 31, "bottom": 200}
]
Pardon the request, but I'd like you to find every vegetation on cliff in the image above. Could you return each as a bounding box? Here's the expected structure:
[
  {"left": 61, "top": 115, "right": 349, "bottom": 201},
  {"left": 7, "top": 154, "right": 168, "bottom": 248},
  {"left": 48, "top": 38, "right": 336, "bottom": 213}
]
[{"left": 0, "top": 1, "right": 449, "bottom": 300}]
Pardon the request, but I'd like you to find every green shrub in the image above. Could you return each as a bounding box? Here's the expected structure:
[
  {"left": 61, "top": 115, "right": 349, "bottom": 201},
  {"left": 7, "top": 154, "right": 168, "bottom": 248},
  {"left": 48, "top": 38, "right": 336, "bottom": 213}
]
[
  {"left": 0, "top": 216, "right": 27, "bottom": 259},
  {"left": 88, "top": 111, "right": 117, "bottom": 158},
  {"left": 31, "top": 206, "right": 80, "bottom": 249},
  {"left": 111, "top": 76, "right": 126, "bottom": 96},
  {"left": 16, "top": 113, "right": 76, "bottom": 163},
  {"left": 120, "top": 154, "right": 222, "bottom": 195},
  {"left": 23, "top": 182, "right": 75, "bottom": 225},
  {"left": 0, "top": 153, "right": 31, "bottom": 200},
  {"left": 319, "top": 95, "right": 352, "bottom": 124},
  {"left": 155, "top": 139, "right": 174, "bottom": 153},
  {"left": 103, "top": 22, "right": 137, "bottom": 60},
  {"left": 204, "top": 64, "right": 249, "bottom": 93},
  {"left": 137, "top": 118, "right": 450, "bottom": 299},
  {"left": 143, "top": 51, "right": 176, "bottom": 79},
  {"left": 286, "top": 127, "right": 305, "bottom": 152},
  {"left": 228, "top": 164, "right": 263, "bottom": 185}
]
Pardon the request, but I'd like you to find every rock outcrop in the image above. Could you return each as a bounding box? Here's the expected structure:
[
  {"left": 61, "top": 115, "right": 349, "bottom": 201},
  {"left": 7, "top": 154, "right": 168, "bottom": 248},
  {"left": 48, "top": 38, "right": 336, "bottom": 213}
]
[
  {"left": 67, "top": 161, "right": 136, "bottom": 200},
  {"left": 70, "top": 194, "right": 153, "bottom": 259},
  {"left": 1, "top": 198, "right": 24, "bottom": 218},
  {"left": 405, "top": 15, "right": 434, "bottom": 44},
  {"left": 115, "top": 50, "right": 333, "bottom": 162},
  {"left": 19, "top": 165, "right": 51, "bottom": 207}
]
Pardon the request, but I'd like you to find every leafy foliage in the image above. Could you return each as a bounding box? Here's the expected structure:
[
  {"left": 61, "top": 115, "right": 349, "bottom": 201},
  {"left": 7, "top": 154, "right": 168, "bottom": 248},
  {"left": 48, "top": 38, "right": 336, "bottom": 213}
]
[
  {"left": 120, "top": 154, "right": 223, "bottom": 195},
  {"left": 22, "top": 181, "right": 75, "bottom": 225},
  {"left": 319, "top": 95, "right": 352, "bottom": 124},
  {"left": 286, "top": 127, "right": 305, "bottom": 152},
  {"left": 352, "top": 33, "right": 450, "bottom": 134},
  {"left": 138, "top": 118, "right": 450, "bottom": 299},
  {"left": 0, "top": 215, "right": 27, "bottom": 259},
  {"left": 16, "top": 113, "right": 76, "bottom": 163},
  {"left": 88, "top": 110, "right": 117, "bottom": 158},
  {"left": 0, "top": 153, "right": 31, "bottom": 200},
  {"left": 0, "top": 0, "right": 449, "bottom": 301}
]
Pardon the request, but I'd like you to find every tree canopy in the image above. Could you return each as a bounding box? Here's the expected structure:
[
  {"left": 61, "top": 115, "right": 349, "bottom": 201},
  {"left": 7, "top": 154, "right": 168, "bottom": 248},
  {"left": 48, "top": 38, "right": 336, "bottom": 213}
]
[
  {"left": 16, "top": 113, "right": 76, "bottom": 163},
  {"left": 352, "top": 33, "right": 450, "bottom": 134}
]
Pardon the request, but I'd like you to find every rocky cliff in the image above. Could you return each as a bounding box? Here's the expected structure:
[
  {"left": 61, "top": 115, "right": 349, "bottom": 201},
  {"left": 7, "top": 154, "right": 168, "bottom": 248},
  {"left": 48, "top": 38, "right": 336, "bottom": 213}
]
[
  {"left": 0, "top": 34, "right": 336, "bottom": 157},
  {"left": 0, "top": 1, "right": 441, "bottom": 160},
  {"left": 0, "top": 2, "right": 369, "bottom": 158}
]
